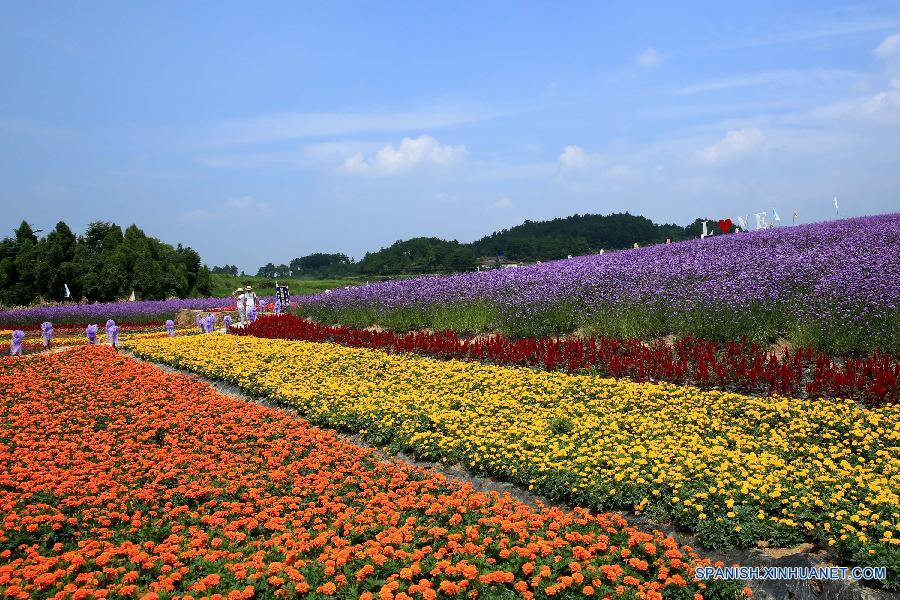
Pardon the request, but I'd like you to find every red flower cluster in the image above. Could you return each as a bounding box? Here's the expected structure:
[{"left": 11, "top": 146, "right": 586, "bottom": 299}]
[
  {"left": 235, "top": 315, "right": 898, "bottom": 406},
  {"left": 0, "top": 347, "right": 745, "bottom": 599}
]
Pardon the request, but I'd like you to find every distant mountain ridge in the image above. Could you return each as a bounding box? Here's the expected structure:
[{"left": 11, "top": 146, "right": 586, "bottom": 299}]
[
  {"left": 468, "top": 212, "right": 710, "bottom": 261},
  {"left": 256, "top": 212, "right": 720, "bottom": 278}
]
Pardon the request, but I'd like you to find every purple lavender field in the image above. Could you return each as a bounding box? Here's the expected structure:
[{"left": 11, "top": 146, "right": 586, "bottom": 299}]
[
  {"left": 0, "top": 297, "right": 231, "bottom": 326},
  {"left": 297, "top": 214, "right": 900, "bottom": 353}
]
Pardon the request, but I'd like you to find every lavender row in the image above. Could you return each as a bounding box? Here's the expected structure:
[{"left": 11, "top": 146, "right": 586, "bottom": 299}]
[
  {"left": 0, "top": 297, "right": 231, "bottom": 326},
  {"left": 296, "top": 214, "right": 900, "bottom": 352}
]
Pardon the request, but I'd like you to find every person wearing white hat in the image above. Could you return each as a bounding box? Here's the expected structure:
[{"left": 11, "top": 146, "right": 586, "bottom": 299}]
[
  {"left": 235, "top": 288, "right": 246, "bottom": 324},
  {"left": 243, "top": 286, "right": 257, "bottom": 318}
]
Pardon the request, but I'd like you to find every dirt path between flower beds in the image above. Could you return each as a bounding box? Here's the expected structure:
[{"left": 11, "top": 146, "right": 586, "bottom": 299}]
[{"left": 114, "top": 348, "right": 892, "bottom": 600}]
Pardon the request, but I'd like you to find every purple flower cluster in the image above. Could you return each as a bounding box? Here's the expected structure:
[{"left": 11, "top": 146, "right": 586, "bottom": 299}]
[
  {"left": 0, "top": 297, "right": 231, "bottom": 326},
  {"left": 298, "top": 214, "right": 900, "bottom": 349}
]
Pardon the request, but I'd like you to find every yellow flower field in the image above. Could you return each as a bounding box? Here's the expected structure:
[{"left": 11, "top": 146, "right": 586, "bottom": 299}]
[{"left": 127, "top": 333, "right": 900, "bottom": 579}]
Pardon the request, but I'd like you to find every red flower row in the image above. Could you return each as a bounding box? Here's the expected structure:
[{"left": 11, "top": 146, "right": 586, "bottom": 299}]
[{"left": 234, "top": 315, "right": 898, "bottom": 406}]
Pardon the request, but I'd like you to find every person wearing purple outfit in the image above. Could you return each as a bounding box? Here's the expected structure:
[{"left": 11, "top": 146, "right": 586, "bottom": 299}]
[
  {"left": 108, "top": 324, "right": 119, "bottom": 348},
  {"left": 41, "top": 322, "right": 53, "bottom": 348},
  {"left": 10, "top": 330, "right": 24, "bottom": 356}
]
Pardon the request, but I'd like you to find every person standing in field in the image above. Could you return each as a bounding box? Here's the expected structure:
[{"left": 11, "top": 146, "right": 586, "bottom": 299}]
[
  {"left": 235, "top": 288, "right": 246, "bottom": 324},
  {"left": 244, "top": 286, "right": 257, "bottom": 321}
]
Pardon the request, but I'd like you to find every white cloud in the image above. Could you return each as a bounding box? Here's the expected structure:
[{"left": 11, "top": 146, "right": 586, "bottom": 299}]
[
  {"left": 858, "top": 88, "right": 900, "bottom": 117},
  {"left": 676, "top": 68, "right": 855, "bottom": 95},
  {"left": 179, "top": 196, "right": 270, "bottom": 222},
  {"left": 227, "top": 195, "right": 271, "bottom": 215},
  {"left": 493, "top": 196, "right": 513, "bottom": 209},
  {"left": 717, "top": 18, "right": 900, "bottom": 50},
  {"left": 636, "top": 47, "right": 661, "bottom": 68},
  {"left": 209, "top": 102, "right": 500, "bottom": 147},
  {"left": 557, "top": 147, "right": 635, "bottom": 182},
  {"left": 875, "top": 32, "right": 900, "bottom": 60},
  {"left": 462, "top": 161, "right": 558, "bottom": 182},
  {"left": 813, "top": 80, "right": 900, "bottom": 124},
  {"left": 600, "top": 164, "right": 637, "bottom": 182},
  {"left": 177, "top": 209, "right": 219, "bottom": 223},
  {"left": 698, "top": 128, "right": 765, "bottom": 165},
  {"left": 558, "top": 145, "right": 601, "bottom": 171},
  {"left": 340, "top": 134, "right": 465, "bottom": 175},
  {"left": 200, "top": 141, "right": 380, "bottom": 171}
]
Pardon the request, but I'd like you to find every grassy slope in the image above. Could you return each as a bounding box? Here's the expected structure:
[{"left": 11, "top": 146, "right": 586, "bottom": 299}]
[{"left": 208, "top": 274, "right": 389, "bottom": 298}]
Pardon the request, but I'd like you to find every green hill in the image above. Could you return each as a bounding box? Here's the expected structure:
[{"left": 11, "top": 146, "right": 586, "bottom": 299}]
[
  {"left": 255, "top": 212, "right": 724, "bottom": 278},
  {"left": 468, "top": 212, "right": 707, "bottom": 261}
]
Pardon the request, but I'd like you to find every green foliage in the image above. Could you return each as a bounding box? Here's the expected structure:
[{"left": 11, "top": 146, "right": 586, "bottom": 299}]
[
  {"left": 208, "top": 273, "right": 395, "bottom": 298},
  {"left": 255, "top": 253, "right": 358, "bottom": 279},
  {"left": 290, "top": 252, "right": 355, "bottom": 278},
  {"left": 255, "top": 262, "right": 292, "bottom": 278},
  {"left": 296, "top": 297, "right": 894, "bottom": 354},
  {"left": 210, "top": 264, "right": 239, "bottom": 276},
  {"left": 296, "top": 301, "right": 500, "bottom": 335},
  {"left": 257, "top": 212, "right": 721, "bottom": 280},
  {"left": 548, "top": 416, "right": 574, "bottom": 435},
  {"left": 0, "top": 220, "right": 210, "bottom": 305},
  {"left": 358, "top": 237, "right": 476, "bottom": 276},
  {"left": 469, "top": 212, "right": 723, "bottom": 261}
]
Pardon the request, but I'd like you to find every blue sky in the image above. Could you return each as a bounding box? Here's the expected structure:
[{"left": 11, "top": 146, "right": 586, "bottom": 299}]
[{"left": 2, "top": 1, "right": 899, "bottom": 271}]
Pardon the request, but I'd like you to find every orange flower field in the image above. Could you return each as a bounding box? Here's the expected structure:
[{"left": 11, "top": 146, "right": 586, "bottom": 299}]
[{"left": 0, "top": 346, "right": 746, "bottom": 599}]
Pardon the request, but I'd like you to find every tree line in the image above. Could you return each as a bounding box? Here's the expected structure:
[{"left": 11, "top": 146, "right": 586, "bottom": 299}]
[
  {"left": 250, "top": 212, "right": 724, "bottom": 278},
  {"left": 469, "top": 213, "right": 717, "bottom": 260},
  {"left": 0, "top": 220, "right": 211, "bottom": 306}
]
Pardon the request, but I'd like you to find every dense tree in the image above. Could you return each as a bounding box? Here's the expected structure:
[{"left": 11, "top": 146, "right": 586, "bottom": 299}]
[
  {"left": 0, "top": 220, "right": 211, "bottom": 306},
  {"left": 211, "top": 264, "right": 239, "bottom": 276},
  {"left": 357, "top": 238, "right": 476, "bottom": 276},
  {"left": 254, "top": 213, "right": 734, "bottom": 279},
  {"left": 256, "top": 263, "right": 292, "bottom": 278},
  {"left": 469, "top": 212, "right": 725, "bottom": 261},
  {"left": 33, "top": 221, "right": 77, "bottom": 300},
  {"left": 289, "top": 253, "right": 354, "bottom": 277}
]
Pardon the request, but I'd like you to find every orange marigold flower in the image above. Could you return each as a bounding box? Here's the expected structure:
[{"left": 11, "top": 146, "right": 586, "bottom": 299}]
[{"left": 317, "top": 582, "right": 337, "bottom": 595}]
